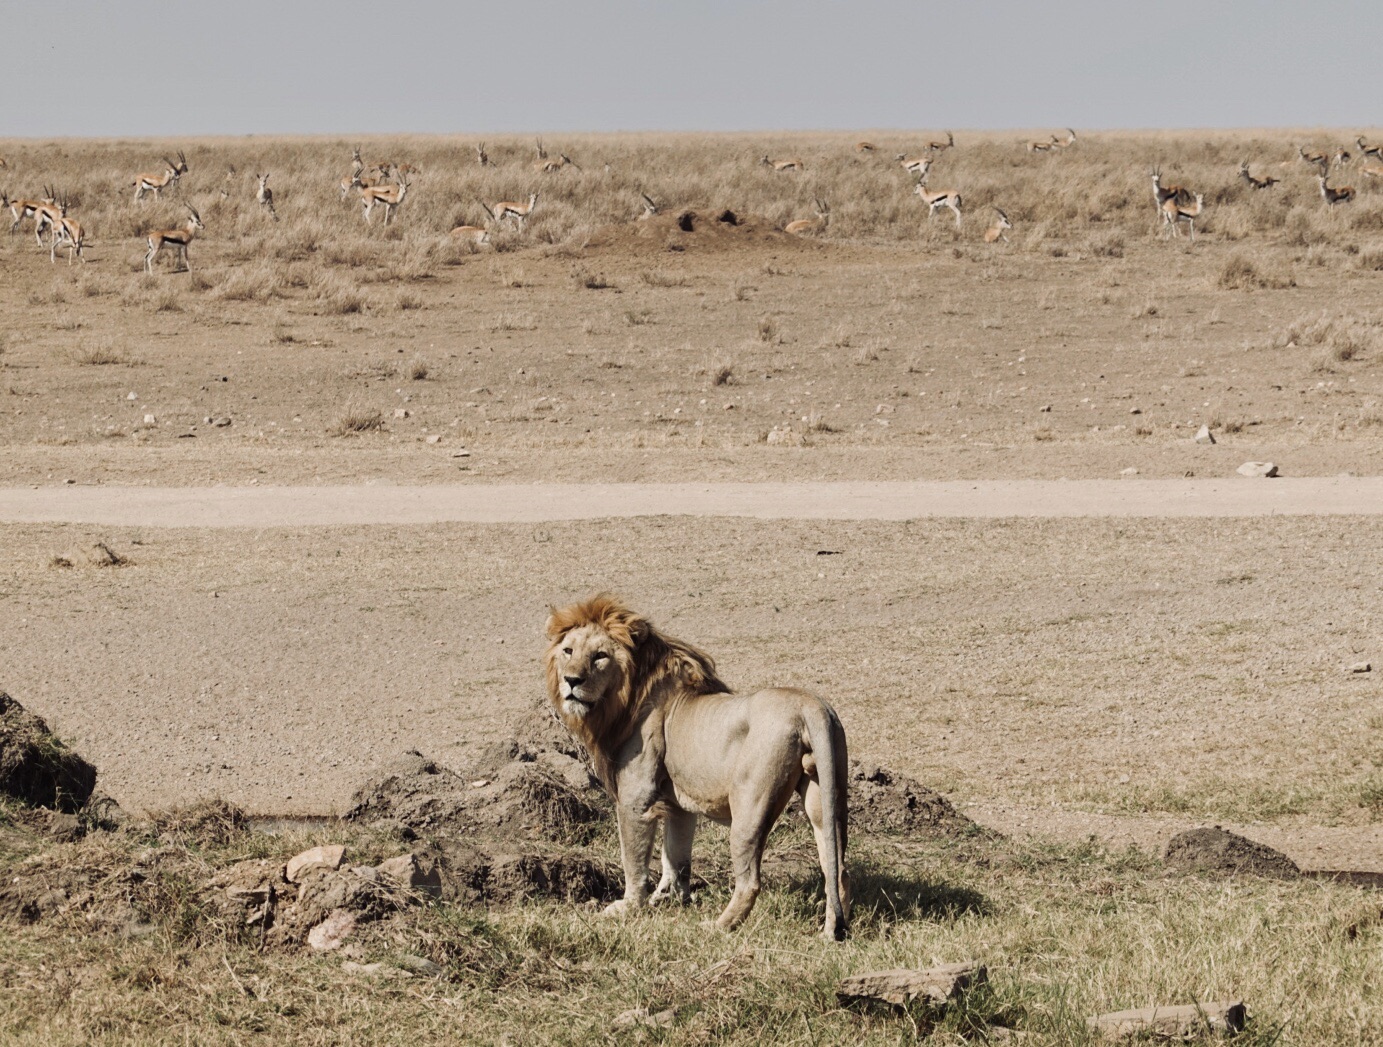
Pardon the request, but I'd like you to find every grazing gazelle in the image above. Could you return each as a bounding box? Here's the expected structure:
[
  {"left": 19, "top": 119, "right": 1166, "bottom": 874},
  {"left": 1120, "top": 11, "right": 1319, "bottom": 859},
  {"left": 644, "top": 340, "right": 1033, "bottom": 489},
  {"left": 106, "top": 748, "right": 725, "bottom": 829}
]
[
  {"left": 761, "top": 155, "right": 804, "bottom": 172},
  {"left": 132, "top": 152, "right": 188, "bottom": 202},
  {"left": 145, "top": 206, "right": 204, "bottom": 273},
  {"left": 984, "top": 207, "right": 1013, "bottom": 243},
  {"left": 785, "top": 198, "right": 830, "bottom": 235},
  {"left": 1238, "top": 161, "right": 1279, "bottom": 190},
  {"left": 1299, "top": 145, "right": 1328, "bottom": 169},
  {"left": 255, "top": 173, "right": 278, "bottom": 221},
  {"left": 1028, "top": 134, "right": 1060, "bottom": 153},
  {"left": 49, "top": 194, "right": 86, "bottom": 264},
  {"left": 449, "top": 224, "right": 490, "bottom": 246},
  {"left": 1357, "top": 136, "right": 1383, "bottom": 162},
  {"left": 915, "top": 178, "right": 962, "bottom": 227},
  {"left": 1317, "top": 174, "right": 1355, "bottom": 206},
  {"left": 896, "top": 153, "right": 933, "bottom": 180},
  {"left": 1161, "top": 193, "right": 1205, "bottom": 241},
  {"left": 481, "top": 192, "right": 539, "bottom": 229},
  {"left": 360, "top": 172, "right": 409, "bottom": 224}
]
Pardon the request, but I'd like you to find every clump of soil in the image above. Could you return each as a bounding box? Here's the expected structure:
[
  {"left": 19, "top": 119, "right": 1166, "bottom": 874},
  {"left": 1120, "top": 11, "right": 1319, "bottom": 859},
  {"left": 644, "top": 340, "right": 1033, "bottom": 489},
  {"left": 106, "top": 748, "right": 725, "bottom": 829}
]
[
  {"left": 1164, "top": 827, "right": 1301, "bottom": 879},
  {"left": 848, "top": 763, "right": 984, "bottom": 838},
  {"left": 0, "top": 691, "right": 97, "bottom": 813}
]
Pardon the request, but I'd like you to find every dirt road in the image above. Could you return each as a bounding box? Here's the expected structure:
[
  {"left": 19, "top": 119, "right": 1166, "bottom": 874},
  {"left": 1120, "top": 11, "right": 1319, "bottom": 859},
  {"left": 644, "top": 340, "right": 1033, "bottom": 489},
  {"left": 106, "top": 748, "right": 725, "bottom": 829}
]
[{"left": 5, "top": 476, "right": 1383, "bottom": 526}]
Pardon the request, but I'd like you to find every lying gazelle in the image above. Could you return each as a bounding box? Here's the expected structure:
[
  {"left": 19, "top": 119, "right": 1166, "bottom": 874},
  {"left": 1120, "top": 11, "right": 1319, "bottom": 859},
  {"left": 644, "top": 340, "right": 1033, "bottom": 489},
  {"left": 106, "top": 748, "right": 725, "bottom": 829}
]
[
  {"left": 1150, "top": 167, "right": 1192, "bottom": 217},
  {"left": 535, "top": 149, "right": 580, "bottom": 173},
  {"left": 761, "top": 155, "right": 803, "bottom": 172},
  {"left": 1161, "top": 193, "right": 1204, "bottom": 241},
  {"left": 637, "top": 191, "right": 658, "bottom": 220},
  {"left": 1299, "top": 145, "right": 1328, "bottom": 169},
  {"left": 984, "top": 207, "right": 1012, "bottom": 243},
  {"left": 255, "top": 173, "right": 278, "bottom": 221},
  {"left": 915, "top": 177, "right": 962, "bottom": 227},
  {"left": 1361, "top": 163, "right": 1383, "bottom": 180},
  {"left": 480, "top": 192, "right": 539, "bottom": 229},
  {"left": 360, "top": 172, "right": 410, "bottom": 224},
  {"left": 132, "top": 152, "right": 188, "bottom": 202},
  {"left": 854, "top": 141, "right": 876, "bottom": 154},
  {"left": 1238, "top": 161, "right": 1279, "bottom": 190},
  {"left": 145, "top": 206, "right": 204, "bottom": 273},
  {"left": 926, "top": 130, "right": 955, "bottom": 153},
  {"left": 49, "top": 194, "right": 86, "bottom": 265},
  {"left": 1318, "top": 174, "right": 1355, "bottom": 206},
  {"left": 449, "top": 223, "right": 490, "bottom": 246},
  {"left": 1028, "top": 134, "right": 1060, "bottom": 153},
  {"left": 896, "top": 154, "right": 932, "bottom": 180},
  {"left": 785, "top": 198, "right": 829, "bottom": 235},
  {"left": 1357, "top": 136, "right": 1383, "bottom": 162}
]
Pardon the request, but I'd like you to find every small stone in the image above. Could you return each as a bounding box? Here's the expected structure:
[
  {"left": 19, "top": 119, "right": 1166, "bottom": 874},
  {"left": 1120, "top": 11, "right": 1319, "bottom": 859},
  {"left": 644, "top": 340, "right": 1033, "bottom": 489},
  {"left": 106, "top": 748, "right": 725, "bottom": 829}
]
[
  {"left": 393, "top": 408, "right": 410, "bottom": 419},
  {"left": 1120, "top": 467, "right": 1138, "bottom": 476},
  {"left": 213, "top": 416, "right": 232, "bottom": 428},
  {"left": 613, "top": 1007, "right": 676, "bottom": 1030},
  {"left": 143, "top": 414, "right": 157, "bottom": 425},
  {"left": 450, "top": 449, "right": 471, "bottom": 458},
  {"left": 395, "top": 953, "right": 443, "bottom": 977},
  {"left": 286, "top": 844, "right": 346, "bottom": 883},
  {"left": 1350, "top": 661, "right": 1372, "bottom": 674},
  {"left": 1129, "top": 407, "right": 1142, "bottom": 415},
  {"left": 376, "top": 853, "right": 443, "bottom": 898},
  {"left": 1194, "top": 424, "right": 1215, "bottom": 444},
  {"left": 766, "top": 426, "right": 800, "bottom": 446},
  {"left": 425, "top": 434, "right": 442, "bottom": 445},
  {"left": 307, "top": 908, "right": 356, "bottom": 952},
  {"left": 1236, "top": 461, "right": 1278, "bottom": 478},
  {"left": 64, "top": 478, "right": 75, "bottom": 485},
  {"left": 1039, "top": 404, "right": 1051, "bottom": 412},
  {"left": 204, "top": 416, "right": 213, "bottom": 424},
  {"left": 127, "top": 391, "right": 137, "bottom": 401}
]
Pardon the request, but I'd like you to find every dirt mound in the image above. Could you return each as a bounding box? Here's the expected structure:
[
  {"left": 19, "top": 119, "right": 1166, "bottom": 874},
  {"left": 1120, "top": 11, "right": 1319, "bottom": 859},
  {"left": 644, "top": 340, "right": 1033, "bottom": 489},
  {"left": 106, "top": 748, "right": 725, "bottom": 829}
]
[
  {"left": 344, "top": 745, "right": 609, "bottom": 845},
  {"left": 848, "top": 763, "right": 985, "bottom": 838},
  {"left": 0, "top": 691, "right": 97, "bottom": 813},
  {"left": 1164, "top": 827, "right": 1301, "bottom": 879},
  {"left": 582, "top": 208, "right": 810, "bottom": 254}
]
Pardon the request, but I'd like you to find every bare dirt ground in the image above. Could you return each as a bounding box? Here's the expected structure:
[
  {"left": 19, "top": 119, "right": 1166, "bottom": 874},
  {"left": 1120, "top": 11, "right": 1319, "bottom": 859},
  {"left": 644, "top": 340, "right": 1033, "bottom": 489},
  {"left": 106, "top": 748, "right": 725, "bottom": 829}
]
[{"left": 2, "top": 132, "right": 1381, "bottom": 885}]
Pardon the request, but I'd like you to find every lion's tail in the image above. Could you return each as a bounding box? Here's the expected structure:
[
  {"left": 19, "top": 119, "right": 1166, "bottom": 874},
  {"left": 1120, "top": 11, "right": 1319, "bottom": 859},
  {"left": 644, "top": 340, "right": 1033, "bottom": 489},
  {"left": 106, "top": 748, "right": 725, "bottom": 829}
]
[{"left": 806, "top": 701, "right": 850, "bottom": 940}]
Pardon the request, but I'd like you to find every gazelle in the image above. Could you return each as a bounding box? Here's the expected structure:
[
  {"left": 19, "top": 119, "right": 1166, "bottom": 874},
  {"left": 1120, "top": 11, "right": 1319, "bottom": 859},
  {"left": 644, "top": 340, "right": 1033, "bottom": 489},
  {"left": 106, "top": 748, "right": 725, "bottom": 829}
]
[
  {"left": 1318, "top": 174, "right": 1355, "bottom": 206},
  {"left": 637, "top": 191, "right": 659, "bottom": 220},
  {"left": 984, "top": 207, "right": 1012, "bottom": 243},
  {"left": 1161, "top": 193, "right": 1204, "bottom": 240},
  {"left": 1360, "top": 163, "right": 1383, "bottom": 180},
  {"left": 361, "top": 172, "right": 409, "bottom": 224},
  {"left": 1150, "top": 167, "right": 1192, "bottom": 217},
  {"left": 1299, "top": 145, "right": 1328, "bottom": 169},
  {"left": 1357, "top": 137, "right": 1383, "bottom": 162},
  {"left": 255, "top": 172, "right": 278, "bottom": 221},
  {"left": 481, "top": 192, "right": 539, "bottom": 229},
  {"left": 449, "top": 224, "right": 490, "bottom": 246},
  {"left": 339, "top": 148, "right": 367, "bottom": 199},
  {"left": 475, "top": 142, "right": 490, "bottom": 166},
  {"left": 1028, "top": 135, "right": 1060, "bottom": 153},
  {"left": 1333, "top": 149, "right": 1352, "bottom": 168},
  {"left": 896, "top": 154, "right": 932, "bottom": 180},
  {"left": 536, "top": 151, "right": 580, "bottom": 173},
  {"left": 1054, "top": 129, "right": 1078, "bottom": 149},
  {"left": 926, "top": 130, "right": 955, "bottom": 153},
  {"left": 219, "top": 164, "right": 238, "bottom": 200},
  {"left": 32, "top": 185, "right": 62, "bottom": 247},
  {"left": 761, "top": 155, "right": 803, "bottom": 172},
  {"left": 854, "top": 141, "right": 876, "bottom": 154},
  {"left": 1238, "top": 161, "right": 1279, "bottom": 190},
  {"left": 49, "top": 195, "right": 86, "bottom": 264},
  {"left": 145, "top": 206, "right": 204, "bottom": 273},
  {"left": 915, "top": 178, "right": 962, "bottom": 227},
  {"left": 132, "top": 152, "right": 188, "bottom": 202},
  {"left": 785, "top": 198, "right": 829, "bottom": 235},
  {"left": 3, "top": 189, "right": 50, "bottom": 237}
]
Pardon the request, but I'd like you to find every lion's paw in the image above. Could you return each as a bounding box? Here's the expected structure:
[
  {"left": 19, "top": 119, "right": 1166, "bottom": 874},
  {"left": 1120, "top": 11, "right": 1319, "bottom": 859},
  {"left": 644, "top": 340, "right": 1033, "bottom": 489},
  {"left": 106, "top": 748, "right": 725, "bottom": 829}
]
[{"left": 601, "top": 899, "right": 630, "bottom": 918}]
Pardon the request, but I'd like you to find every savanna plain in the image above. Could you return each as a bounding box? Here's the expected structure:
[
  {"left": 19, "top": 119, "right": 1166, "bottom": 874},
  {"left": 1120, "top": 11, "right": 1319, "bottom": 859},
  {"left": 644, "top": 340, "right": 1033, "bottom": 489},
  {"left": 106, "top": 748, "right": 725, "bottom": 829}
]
[{"left": 1, "top": 131, "right": 1381, "bottom": 1044}]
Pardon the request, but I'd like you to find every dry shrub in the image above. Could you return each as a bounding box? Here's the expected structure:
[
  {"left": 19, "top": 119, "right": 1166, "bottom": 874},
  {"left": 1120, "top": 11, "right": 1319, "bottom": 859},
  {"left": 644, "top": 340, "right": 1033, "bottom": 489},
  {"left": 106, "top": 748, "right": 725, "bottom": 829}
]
[
  {"left": 711, "top": 363, "right": 734, "bottom": 387},
  {"left": 73, "top": 340, "right": 127, "bottom": 366},
  {"left": 1216, "top": 253, "right": 1294, "bottom": 290},
  {"left": 395, "top": 290, "right": 422, "bottom": 311},
  {"left": 329, "top": 409, "right": 385, "bottom": 436},
  {"left": 406, "top": 357, "right": 429, "bottom": 380}
]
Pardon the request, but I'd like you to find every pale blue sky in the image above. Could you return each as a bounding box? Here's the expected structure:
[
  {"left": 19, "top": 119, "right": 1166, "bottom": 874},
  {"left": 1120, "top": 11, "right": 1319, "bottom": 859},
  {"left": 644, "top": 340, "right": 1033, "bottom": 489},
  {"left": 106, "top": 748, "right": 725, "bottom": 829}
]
[{"left": 6, "top": 1, "right": 1380, "bottom": 137}]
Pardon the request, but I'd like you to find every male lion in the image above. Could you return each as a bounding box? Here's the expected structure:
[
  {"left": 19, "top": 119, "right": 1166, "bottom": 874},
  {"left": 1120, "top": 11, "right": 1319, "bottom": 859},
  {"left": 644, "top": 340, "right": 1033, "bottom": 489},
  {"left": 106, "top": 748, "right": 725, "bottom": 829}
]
[{"left": 544, "top": 594, "right": 851, "bottom": 939}]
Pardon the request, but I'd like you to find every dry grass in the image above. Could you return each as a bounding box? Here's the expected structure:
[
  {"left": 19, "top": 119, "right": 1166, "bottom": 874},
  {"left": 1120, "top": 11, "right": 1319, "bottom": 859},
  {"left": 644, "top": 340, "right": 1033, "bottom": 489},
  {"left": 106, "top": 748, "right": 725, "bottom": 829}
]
[{"left": 329, "top": 409, "right": 385, "bottom": 436}]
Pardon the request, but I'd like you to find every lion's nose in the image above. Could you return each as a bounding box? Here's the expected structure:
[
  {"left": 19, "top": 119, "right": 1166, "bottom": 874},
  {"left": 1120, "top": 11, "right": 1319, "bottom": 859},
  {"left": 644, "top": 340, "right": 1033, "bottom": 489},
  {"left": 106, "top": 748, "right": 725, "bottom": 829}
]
[{"left": 564, "top": 675, "right": 584, "bottom": 688}]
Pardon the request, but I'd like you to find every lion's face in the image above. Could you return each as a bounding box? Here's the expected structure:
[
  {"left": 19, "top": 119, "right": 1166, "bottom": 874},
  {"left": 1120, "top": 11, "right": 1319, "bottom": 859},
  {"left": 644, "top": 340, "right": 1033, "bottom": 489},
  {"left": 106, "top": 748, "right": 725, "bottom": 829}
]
[{"left": 549, "top": 623, "right": 629, "bottom": 720}]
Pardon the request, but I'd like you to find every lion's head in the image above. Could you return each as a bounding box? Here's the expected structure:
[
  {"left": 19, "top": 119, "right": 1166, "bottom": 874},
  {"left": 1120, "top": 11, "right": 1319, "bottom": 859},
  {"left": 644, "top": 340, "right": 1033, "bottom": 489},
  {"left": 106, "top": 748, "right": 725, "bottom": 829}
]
[{"left": 545, "top": 594, "right": 729, "bottom": 787}]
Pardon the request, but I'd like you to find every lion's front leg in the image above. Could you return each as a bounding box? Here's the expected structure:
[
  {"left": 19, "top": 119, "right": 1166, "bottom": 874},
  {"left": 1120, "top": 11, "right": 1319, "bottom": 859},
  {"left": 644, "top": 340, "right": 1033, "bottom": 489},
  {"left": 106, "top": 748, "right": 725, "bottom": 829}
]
[
  {"left": 604, "top": 803, "right": 659, "bottom": 917},
  {"left": 649, "top": 809, "right": 696, "bottom": 906}
]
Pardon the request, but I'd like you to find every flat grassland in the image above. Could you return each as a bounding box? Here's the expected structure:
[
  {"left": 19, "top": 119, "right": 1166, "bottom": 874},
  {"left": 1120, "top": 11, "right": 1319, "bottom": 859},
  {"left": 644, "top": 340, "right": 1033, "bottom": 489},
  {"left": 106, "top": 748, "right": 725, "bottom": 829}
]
[{"left": 1, "top": 132, "right": 1381, "bottom": 1044}]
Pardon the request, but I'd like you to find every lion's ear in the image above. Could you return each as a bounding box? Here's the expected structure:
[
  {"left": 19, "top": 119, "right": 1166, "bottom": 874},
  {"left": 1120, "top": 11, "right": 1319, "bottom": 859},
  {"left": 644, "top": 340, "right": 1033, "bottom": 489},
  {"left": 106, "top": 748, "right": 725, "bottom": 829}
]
[
  {"left": 544, "top": 607, "right": 566, "bottom": 641},
  {"left": 625, "top": 613, "right": 650, "bottom": 648}
]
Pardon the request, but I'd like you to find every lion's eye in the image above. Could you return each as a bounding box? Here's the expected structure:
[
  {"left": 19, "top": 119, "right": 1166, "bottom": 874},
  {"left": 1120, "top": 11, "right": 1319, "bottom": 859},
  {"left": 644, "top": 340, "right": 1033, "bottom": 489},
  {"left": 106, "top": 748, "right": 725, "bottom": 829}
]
[
  {"left": 562, "top": 647, "right": 572, "bottom": 657},
  {"left": 592, "top": 652, "right": 609, "bottom": 664}
]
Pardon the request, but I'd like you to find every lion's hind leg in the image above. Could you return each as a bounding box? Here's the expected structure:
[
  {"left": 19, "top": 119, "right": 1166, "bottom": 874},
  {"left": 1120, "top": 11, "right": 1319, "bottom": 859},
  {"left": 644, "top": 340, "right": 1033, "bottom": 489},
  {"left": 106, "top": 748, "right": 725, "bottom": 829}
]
[
  {"left": 649, "top": 808, "right": 696, "bottom": 906},
  {"left": 799, "top": 774, "right": 852, "bottom": 940}
]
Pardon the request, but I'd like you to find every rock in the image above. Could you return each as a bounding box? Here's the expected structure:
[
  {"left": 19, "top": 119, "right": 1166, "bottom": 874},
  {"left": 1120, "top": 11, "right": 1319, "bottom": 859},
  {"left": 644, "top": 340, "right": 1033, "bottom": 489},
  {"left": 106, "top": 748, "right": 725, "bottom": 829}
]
[
  {"left": 1194, "top": 424, "right": 1215, "bottom": 444},
  {"left": 286, "top": 844, "right": 346, "bottom": 883},
  {"left": 126, "top": 391, "right": 137, "bottom": 401},
  {"left": 1039, "top": 404, "right": 1051, "bottom": 412},
  {"left": 1088, "top": 1001, "right": 1246, "bottom": 1040},
  {"left": 0, "top": 691, "right": 98, "bottom": 812},
  {"left": 306, "top": 908, "right": 356, "bottom": 951},
  {"left": 450, "top": 449, "right": 471, "bottom": 458},
  {"left": 212, "top": 417, "right": 232, "bottom": 428},
  {"left": 1120, "top": 467, "right": 1138, "bottom": 476},
  {"left": 1164, "top": 827, "right": 1299, "bottom": 879},
  {"left": 143, "top": 414, "right": 157, "bottom": 425},
  {"left": 425, "top": 434, "right": 442, "bottom": 444},
  {"left": 838, "top": 963, "right": 987, "bottom": 1007},
  {"left": 396, "top": 953, "right": 443, "bottom": 978},
  {"left": 1236, "top": 461, "right": 1278, "bottom": 478},
  {"left": 376, "top": 853, "right": 443, "bottom": 899},
  {"left": 393, "top": 408, "right": 409, "bottom": 419},
  {"left": 613, "top": 1007, "right": 676, "bottom": 1030},
  {"left": 1350, "top": 661, "right": 1372, "bottom": 674},
  {"left": 765, "top": 426, "right": 800, "bottom": 446},
  {"left": 1128, "top": 407, "right": 1142, "bottom": 415}
]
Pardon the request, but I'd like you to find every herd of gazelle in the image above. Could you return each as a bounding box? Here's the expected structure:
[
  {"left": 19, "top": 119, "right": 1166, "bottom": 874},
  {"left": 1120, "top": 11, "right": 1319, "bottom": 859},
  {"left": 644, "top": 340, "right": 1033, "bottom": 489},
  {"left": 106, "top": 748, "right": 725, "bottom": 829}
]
[{"left": 5, "top": 132, "right": 1383, "bottom": 270}]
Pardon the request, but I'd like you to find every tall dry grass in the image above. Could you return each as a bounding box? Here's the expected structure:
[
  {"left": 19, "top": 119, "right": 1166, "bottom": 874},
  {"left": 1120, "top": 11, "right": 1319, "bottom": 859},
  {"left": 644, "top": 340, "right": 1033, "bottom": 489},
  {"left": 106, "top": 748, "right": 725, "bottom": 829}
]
[{"left": 3, "top": 130, "right": 1381, "bottom": 288}]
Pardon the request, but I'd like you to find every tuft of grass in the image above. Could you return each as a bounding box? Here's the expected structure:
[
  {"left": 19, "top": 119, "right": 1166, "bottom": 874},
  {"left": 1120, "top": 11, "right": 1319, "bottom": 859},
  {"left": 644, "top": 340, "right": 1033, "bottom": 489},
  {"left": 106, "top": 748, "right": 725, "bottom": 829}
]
[
  {"left": 73, "top": 342, "right": 127, "bottom": 366},
  {"left": 1217, "top": 253, "right": 1294, "bottom": 290},
  {"left": 406, "top": 357, "right": 429, "bottom": 381},
  {"left": 329, "top": 409, "right": 385, "bottom": 436},
  {"left": 624, "top": 308, "right": 653, "bottom": 327}
]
